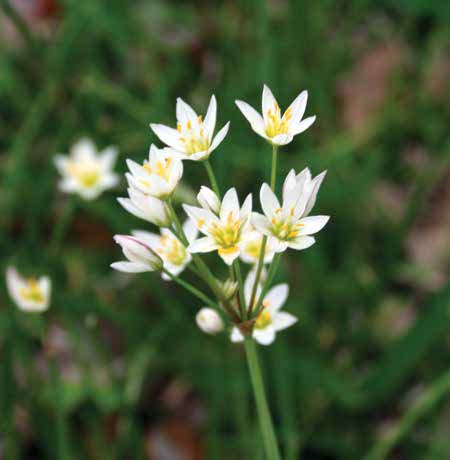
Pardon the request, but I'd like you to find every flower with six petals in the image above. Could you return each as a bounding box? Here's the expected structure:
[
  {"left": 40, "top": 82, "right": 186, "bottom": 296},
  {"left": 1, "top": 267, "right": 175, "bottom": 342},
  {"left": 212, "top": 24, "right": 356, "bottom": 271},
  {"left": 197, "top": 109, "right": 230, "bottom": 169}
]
[
  {"left": 150, "top": 95, "right": 230, "bottom": 161},
  {"left": 235, "top": 84, "right": 316, "bottom": 146}
]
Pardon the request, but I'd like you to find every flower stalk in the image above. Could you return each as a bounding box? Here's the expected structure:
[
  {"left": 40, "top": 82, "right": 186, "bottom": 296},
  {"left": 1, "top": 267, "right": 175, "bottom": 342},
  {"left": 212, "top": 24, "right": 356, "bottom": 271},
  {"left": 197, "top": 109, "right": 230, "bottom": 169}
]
[{"left": 244, "top": 338, "right": 281, "bottom": 460}]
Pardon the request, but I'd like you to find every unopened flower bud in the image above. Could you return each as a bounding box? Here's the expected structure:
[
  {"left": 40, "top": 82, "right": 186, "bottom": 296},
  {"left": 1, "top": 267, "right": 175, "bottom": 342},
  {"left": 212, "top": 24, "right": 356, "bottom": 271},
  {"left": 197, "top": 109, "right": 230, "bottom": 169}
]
[
  {"left": 196, "top": 308, "right": 224, "bottom": 335},
  {"left": 220, "top": 278, "right": 238, "bottom": 300},
  {"left": 197, "top": 186, "right": 221, "bottom": 214}
]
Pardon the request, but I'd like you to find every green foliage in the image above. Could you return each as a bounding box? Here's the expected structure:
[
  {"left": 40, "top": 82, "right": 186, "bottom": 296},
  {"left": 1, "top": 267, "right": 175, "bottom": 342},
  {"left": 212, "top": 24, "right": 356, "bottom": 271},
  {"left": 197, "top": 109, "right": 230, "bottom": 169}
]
[{"left": 1, "top": 0, "right": 450, "bottom": 458}]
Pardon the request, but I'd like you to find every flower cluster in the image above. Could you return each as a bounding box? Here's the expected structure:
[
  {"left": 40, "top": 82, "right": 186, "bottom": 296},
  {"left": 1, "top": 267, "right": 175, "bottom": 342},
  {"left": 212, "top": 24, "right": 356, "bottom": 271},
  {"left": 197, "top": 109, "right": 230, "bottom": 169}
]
[{"left": 112, "top": 85, "right": 329, "bottom": 346}]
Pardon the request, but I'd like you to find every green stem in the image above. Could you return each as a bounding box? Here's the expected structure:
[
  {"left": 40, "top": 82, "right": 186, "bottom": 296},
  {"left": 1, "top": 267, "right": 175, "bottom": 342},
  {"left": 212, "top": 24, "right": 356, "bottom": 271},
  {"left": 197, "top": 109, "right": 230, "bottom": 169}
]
[
  {"left": 204, "top": 159, "right": 221, "bottom": 197},
  {"left": 161, "top": 268, "right": 218, "bottom": 310},
  {"left": 244, "top": 338, "right": 281, "bottom": 460},
  {"left": 270, "top": 145, "right": 278, "bottom": 191},
  {"left": 233, "top": 260, "right": 247, "bottom": 320},
  {"left": 249, "top": 144, "right": 279, "bottom": 317},
  {"left": 50, "top": 198, "right": 76, "bottom": 254},
  {"left": 167, "top": 200, "right": 188, "bottom": 246}
]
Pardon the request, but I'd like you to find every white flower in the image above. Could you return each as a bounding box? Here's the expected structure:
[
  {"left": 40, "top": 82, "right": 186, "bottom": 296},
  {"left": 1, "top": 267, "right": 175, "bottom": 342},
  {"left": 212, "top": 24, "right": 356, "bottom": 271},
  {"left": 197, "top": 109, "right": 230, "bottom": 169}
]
[
  {"left": 125, "top": 145, "right": 183, "bottom": 200},
  {"left": 6, "top": 267, "right": 51, "bottom": 312},
  {"left": 118, "top": 187, "right": 172, "bottom": 227},
  {"left": 235, "top": 84, "right": 316, "bottom": 146},
  {"left": 183, "top": 188, "right": 252, "bottom": 265},
  {"left": 231, "top": 271, "right": 296, "bottom": 345},
  {"left": 197, "top": 186, "right": 220, "bottom": 214},
  {"left": 111, "top": 235, "right": 163, "bottom": 273},
  {"left": 196, "top": 308, "right": 224, "bottom": 335},
  {"left": 150, "top": 95, "right": 230, "bottom": 161},
  {"left": 132, "top": 218, "right": 198, "bottom": 280},
  {"left": 54, "top": 138, "right": 119, "bottom": 200},
  {"left": 251, "top": 168, "right": 329, "bottom": 253},
  {"left": 240, "top": 228, "right": 275, "bottom": 264}
]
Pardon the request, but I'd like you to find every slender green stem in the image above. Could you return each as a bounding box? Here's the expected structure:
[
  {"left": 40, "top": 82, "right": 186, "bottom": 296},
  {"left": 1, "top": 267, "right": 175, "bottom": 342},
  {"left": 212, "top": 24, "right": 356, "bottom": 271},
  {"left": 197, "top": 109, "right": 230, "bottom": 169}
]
[
  {"left": 50, "top": 198, "right": 76, "bottom": 254},
  {"left": 244, "top": 338, "right": 281, "bottom": 460},
  {"left": 249, "top": 144, "right": 279, "bottom": 317},
  {"left": 233, "top": 260, "right": 247, "bottom": 320},
  {"left": 161, "top": 268, "right": 218, "bottom": 310},
  {"left": 167, "top": 200, "right": 188, "bottom": 246},
  {"left": 270, "top": 145, "right": 278, "bottom": 191},
  {"left": 204, "top": 159, "right": 221, "bottom": 197}
]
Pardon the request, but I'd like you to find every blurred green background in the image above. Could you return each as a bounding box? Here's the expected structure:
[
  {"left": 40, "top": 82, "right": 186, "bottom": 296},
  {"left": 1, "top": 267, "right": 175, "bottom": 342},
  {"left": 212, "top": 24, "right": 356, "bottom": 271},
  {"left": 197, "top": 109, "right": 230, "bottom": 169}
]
[{"left": 1, "top": 0, "right": 450, "bottom": 459}]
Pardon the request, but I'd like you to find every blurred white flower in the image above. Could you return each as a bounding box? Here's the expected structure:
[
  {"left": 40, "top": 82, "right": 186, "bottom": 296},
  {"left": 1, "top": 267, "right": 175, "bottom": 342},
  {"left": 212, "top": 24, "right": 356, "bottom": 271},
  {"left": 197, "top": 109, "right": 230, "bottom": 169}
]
[
  {"left": 150, "top": 95, "right": 230, "bottom": 161},
  {"left": 235, "top": 84, "right": 316, "bottom": 146},
  {"left": 197, "top": 185, "right": 221, "bottom": 214},
  {"left": 196, "top": 308, "right": 224, "bottom": 334},
  {"left": 6, "top": 266, "right": 51, "bottom": 312},
  {"left": 251, "top": 169, "right": 329, "bottom": 253},
  {"left": 183, "top": 188, "right": 252, "bottom": 265},
  {"left": 125, "top": 145, "right": 183, "bottom": 200},
  {"left": 240, "top": 228, "right": 275, "bottom": 264},
  {"left": 231, "top": 271, "right": 296, "bottom": 345},
  {"left": 111, "top": 235, "right": 163, "bottom": 273},
  {"left": 132, "top": 218, "right": 198, "bottom": 280},
  {"left": 118, "top": 188, "right": 172, "bottom": 227},
  {"left": 54, "top": 138, "right": 119, "bottom": 200}
]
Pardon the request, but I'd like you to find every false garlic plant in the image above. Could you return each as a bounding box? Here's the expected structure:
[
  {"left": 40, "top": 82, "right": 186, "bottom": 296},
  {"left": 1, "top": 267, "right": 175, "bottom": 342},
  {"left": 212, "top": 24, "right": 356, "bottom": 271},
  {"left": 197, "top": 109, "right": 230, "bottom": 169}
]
[{"left": 111, "top": 85, "right": 329, "bottom": 459}]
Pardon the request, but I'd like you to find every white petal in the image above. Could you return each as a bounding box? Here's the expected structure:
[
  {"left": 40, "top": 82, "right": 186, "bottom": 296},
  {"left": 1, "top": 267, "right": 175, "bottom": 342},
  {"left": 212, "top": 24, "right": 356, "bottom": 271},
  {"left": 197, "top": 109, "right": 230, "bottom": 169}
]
[
  {"left": 299, "top": 215, "right": 329, "bottom": 235},
  {"left": 272, "top": 312, "right": 297, "bottom": 331},
  {"left": 209, "top": 122, "right": 230, "bottom": 153},
  {"left": 176, "top": 97, "right": 198, "bottom": 125},
  {"left": 288, "top": 236, "right": 315, "bottom": 250},
  {"left": 218, "top": 246, "right": 240, "bottom": 265},
  {"left": 244, "top": 267, "right": 262, "bottom": 306},
  {"left": 72, "top": 138, "right": 96, "bottom": 160},
  {"left": 303, "top": 170, "right": 326, "bottom": 216},
  {"left": 150, "top": 124, "right": 186, "bottom": 152},
  {"left": 264, "top": 284, "right": 289, "bottom": 313},
  {"left": 231, "top": 327, "right": 244, "bottom": 343},
  {"left": 110, "top": 261, "right": 151, "bottom": 273},
  {"left": 235, "top": 100, "right": 266, "bottom": 137},
  {"left": 188, "top": 237, "right": 218, "bottom": 253},
  {"left": 100, "top": 147, "right": 118, "bottom": 171},
  {"left": 131, "top": 230, "right": 161, "bottom": 250},
  {"left": 271, "top": 133, "right": 293, "bottom": 145},
  {"left": 285, "top": 90, "right": 307, "bottom": 126},
  {"left": 291, "top": 116, "right": 316, "bottom": 135},
  {"left": 203, "top": 95, "right": 217, "bottom": 141},
  {"left": 54, "top": 155, "right": 70, "bottom": 175},
  {"left": 260, "top": 183, "right": 280, "bottom": 217},
  {"left": 251, "top": 212, "right": 272, "bottom": 236},
  {"left": 183, "top": 204, "right": 217, "bottom": 234},
  {"left": 220, "top": 188, "right": 239, "bottom": 221},
  {"left": 182, "top": 218, "right": 199, "bottom": 243},
  {"left": 240, "top": 193, "right": 253, "bottom": 222},
  {"left": 253, "top": 326, "right": 276, "bottom": 345},
  {"left": 262, "top": 84, "right": 277, "bottom": 124}
]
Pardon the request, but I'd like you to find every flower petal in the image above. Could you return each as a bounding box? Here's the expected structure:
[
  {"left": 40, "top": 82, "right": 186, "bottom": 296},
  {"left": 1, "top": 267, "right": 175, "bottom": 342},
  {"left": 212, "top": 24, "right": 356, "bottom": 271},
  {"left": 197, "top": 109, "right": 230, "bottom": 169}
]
[
  {"left": 110, "top": 261, "right": 150, "bottom": 273},
  {"left": 264, "top": 283, "right": 289, "bottom": 313},
  {"left": 291, "top": 116, "right": 316, "bottom": 135},
  {"left": 209, "top": 122, "right": 230, "bottom": 153},
  {"left": 235, "top": 100, "right": 266, "bottom": 137},
  {"left": 288, "top": 236, "right": 315, "bottom": 250},
  {"left": 262, "top": 84, "right": 277, "bottom": 124},
  {"left": 260, "top": 183, "right": 280, "bottom": 217},
  {"left": 230, "top": 327, "right": 244, "bottom": 343},
  {"left": 285, "top": 90, "right": 307, "bottom": 126},
  {"left": 253, "top": 326, "right": 276, "bottom": 345},
  {"left": 299, "top": 215, "right": 329, "bottom": 235},
  {"left": 303, "top": 170, "right": 327, "bottom": 216},
  {"left": 272, "top": 312, "right": 297, "bottom": 331},
  {"left": 150, "top": 123, "right": 186, "bottom": 152},
  {"left": 188, "top": 236, "right": 218, "bottom": 253},
  {"left": 251, "top": 212, "right": 272, "bottom": 236},
  {"left": 220, "top": 187, "right": 239, "bottom": 222},
  {"left": 218, "top": 246, "right": 240, "bottom": 265},
  {"left": 203, "top": 95, "right": 217, "bottom": 141}
]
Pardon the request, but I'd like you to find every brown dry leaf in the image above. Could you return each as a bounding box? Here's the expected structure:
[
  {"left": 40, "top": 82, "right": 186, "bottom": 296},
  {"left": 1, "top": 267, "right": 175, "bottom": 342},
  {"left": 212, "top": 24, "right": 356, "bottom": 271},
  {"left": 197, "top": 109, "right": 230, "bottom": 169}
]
[
  {"left": 406, "top": 167, "right": 450, "bottom": 290},
  {"left": 337, "top": 40, "right": 408, "bottom": 135}
]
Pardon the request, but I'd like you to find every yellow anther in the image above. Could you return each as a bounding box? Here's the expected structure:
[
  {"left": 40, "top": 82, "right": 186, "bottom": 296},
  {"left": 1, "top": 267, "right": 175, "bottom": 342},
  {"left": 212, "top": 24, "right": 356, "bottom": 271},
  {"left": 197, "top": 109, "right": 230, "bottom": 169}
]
[{"left": 197, "top": 218, "right": 205, "bottom": 228}]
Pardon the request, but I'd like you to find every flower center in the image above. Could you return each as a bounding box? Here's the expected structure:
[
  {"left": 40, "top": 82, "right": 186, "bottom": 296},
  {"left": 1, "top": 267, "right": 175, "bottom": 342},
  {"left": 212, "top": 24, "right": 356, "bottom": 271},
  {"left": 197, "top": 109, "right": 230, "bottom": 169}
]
[
  {"left": 143, "top": 157, "right": 172, "bottom": 182},
  {"left": 270, "top": 210, "right": 303, "bottom": 241},
  {"left": 158, "top": 235, "right": 187, "bottom": 266},
  {"left": 243, "top": 237, "right": 264, "bottom": 259},
  {"left": 208, "top": 212, "right": 242, "bottom": 250},
  {"left": 265, "top": 101, "right": 292, "bottom": 138},
  {"left": 69, "top": 162, "right": 101, "bottom": 188},
  {"left": 19, "top": 279, "right": 44, "bottom": 303},
  {"left": 255, "top": 309, "right": 272, "bottom": 329},
  {"left": 177, "top": 116, "right": 210, "bottom": 154}
]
